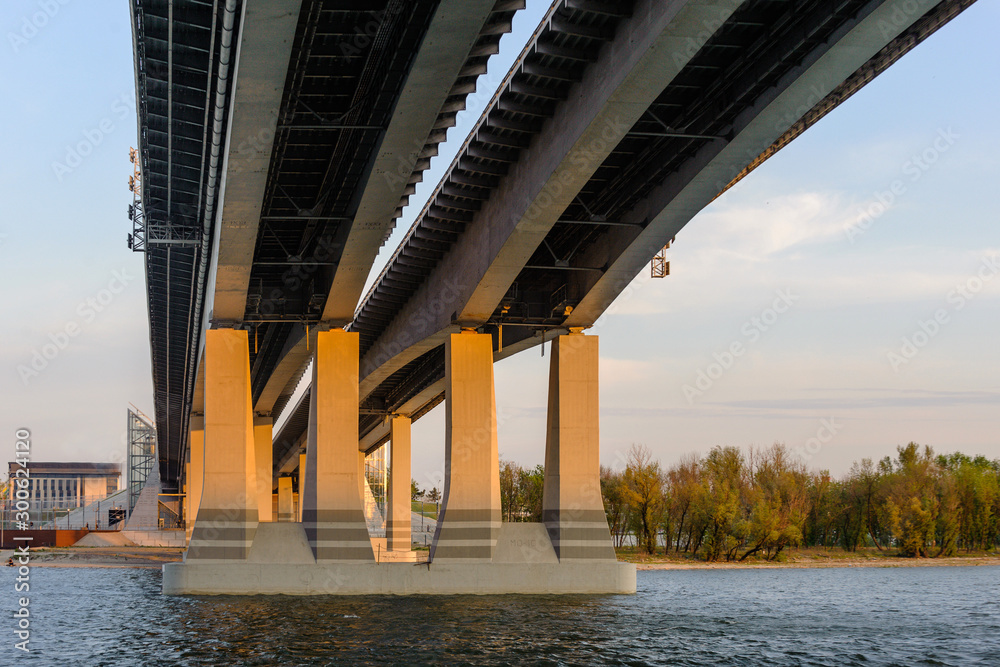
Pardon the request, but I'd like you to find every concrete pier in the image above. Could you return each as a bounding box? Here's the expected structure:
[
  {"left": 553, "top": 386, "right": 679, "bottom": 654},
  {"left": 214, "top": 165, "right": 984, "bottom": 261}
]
[
  {"left": 386, "top": 416, "right": 412, "bottom": 552},
  {"left": 163, "top": 523, "right": 635, "bottom": 595},
  {"left": 430, "top": 332, "right": 501, "bottom": 562},
  {"left": 166, "top": 328, "right": 633, "bottom": 595},
  {"left": 187, "top": 329, "right": 259, "bottom": 560},
  {"left": 543, "top": 333, "right": 617, "bottom": 561},
  {"left": 254, "top": 417, "right": 273, "bottom": 523},
  {"left": 277, "top": 477, "right": 294, "bottom": 522},
  {"left": 302, "top": 329, "right": 373, "bottom": 562},
  {"left": 184, "top": 417, "right": 203, "bottom": 545}
]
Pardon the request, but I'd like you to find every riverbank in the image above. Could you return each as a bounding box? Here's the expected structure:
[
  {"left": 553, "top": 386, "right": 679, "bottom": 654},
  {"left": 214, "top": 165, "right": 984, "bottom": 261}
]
[
  {"left": 4, "top": 545, "right": 997, "bottom": 571},
  {"left": 0, "top": 546, "right": 184, "bottom": 568},
  {"left": 619, "top": 546, "right": 1000, "bottom": 570}
]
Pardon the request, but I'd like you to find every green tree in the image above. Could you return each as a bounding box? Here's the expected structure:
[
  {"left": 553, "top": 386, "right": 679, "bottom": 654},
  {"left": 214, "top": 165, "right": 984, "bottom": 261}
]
[
  {"left": 699, "top": 446, "right": 745, "bottom": 561},
  {"left": 666, "top": 455, "right": 700, "bottom": 553},
  {"left": 522, "top": 465, "right": 545, "bottom": 522},
  {"left": 601, "top": 466, "right": 631, "bottom": 547},
  {"left": 738, "top": 444, "right": 807, "bottom": 561},
  {"left": 887, "top": 443, "right": 939, "bottom": 557},
  {"left": 623, "top": 445, "right": 664, "bottom": 555},
  {"left": 500, "top": 459, "right": 521, "bottom": 522}
]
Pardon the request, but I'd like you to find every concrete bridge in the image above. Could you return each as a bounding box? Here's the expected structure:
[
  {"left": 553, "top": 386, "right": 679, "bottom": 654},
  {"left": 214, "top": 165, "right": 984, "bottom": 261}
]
[{"left": 128, "top": 0, "right": 974, "bottom": 594}]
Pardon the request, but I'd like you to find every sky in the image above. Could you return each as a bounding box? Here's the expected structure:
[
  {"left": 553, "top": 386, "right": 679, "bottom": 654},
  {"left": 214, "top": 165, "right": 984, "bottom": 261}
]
[{"left": 0, "top": 1, "right": 997, "bottom": 489}]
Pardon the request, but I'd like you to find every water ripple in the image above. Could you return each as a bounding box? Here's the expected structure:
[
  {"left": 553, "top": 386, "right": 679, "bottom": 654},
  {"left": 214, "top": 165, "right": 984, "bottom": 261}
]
[{"left": 2, "top": 565, "right": 998, "bottom": 665}]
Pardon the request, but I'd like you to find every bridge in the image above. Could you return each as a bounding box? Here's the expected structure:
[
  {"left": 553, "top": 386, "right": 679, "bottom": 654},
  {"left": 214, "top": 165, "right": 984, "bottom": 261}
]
[{"left": 128, "top": 0, "right": 974, "bottom": 594}]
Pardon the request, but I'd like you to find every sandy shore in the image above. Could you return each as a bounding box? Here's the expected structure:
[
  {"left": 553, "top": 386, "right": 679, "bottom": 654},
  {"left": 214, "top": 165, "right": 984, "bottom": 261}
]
[
  {"left": 1, "top": 547, "right": 184, "bottom": 568},
  {"left": 633, "top": 555, "right": 1000, "bottom": 571}
]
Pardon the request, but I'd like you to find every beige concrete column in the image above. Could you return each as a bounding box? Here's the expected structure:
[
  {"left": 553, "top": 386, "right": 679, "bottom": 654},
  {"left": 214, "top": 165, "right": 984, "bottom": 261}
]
[
  {"left": 387, "top": 416, "right": 412, "bottom": 551},
  {"left": 253, "top": 417, "right": 273, "bottom": 522},
  {"left": 188, "top": 329, "right": 258, "bottom": 560},
  {"left": 542, "top": 333, "right": 616, "bottom": 560},
  {"left": 297, "top": 452, "right": 306, "bottom": 522},
  {"left": 185, "top": 416, "right": 204, "bottom": 544},
  {"left": 277, "top": 477, "right": 294, "bottom": 522},
  {"left": 303, "top": 329, "right": 373, "bottom": 561},
  {"left": 431, "top": 332, "right": 501, "bottom": 562}
]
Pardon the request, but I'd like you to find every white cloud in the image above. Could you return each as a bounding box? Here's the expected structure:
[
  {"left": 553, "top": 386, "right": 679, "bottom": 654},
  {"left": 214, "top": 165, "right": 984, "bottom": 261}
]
[{"left": 695, "top": 190, "right": 851, "bottom": 259}]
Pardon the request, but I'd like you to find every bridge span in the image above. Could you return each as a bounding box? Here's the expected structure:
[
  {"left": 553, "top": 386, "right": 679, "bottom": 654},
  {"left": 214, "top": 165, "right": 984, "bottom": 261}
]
[{"left": 129, "top": 0, "right": 974, "bottom": 594}]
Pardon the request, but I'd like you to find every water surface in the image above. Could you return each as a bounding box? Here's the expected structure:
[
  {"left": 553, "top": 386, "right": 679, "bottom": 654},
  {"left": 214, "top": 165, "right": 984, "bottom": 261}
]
[{"left": 6, "top": 565, "right": 998, "bottom": 665}]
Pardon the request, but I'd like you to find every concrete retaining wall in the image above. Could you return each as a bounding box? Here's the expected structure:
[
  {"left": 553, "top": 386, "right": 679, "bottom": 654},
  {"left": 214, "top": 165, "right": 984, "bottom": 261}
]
[{"left": 122, "top": 530, "right": 187, "bottom": 547}]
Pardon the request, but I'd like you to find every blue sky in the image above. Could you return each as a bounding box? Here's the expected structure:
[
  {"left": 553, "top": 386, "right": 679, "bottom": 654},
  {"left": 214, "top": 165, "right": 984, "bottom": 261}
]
[{"left": 1, "top": 1, "right": 996, "bottom": 486}]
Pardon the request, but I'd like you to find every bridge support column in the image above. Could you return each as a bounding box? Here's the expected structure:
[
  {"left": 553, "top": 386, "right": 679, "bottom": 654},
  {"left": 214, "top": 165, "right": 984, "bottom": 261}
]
[
  {"left": 431, "top": 332, "right": 500, "bottom": 562},
  {"left": 387, "top": 416, "right": 412, "bottom": 551},
  {"left": 189, "top": 330, "right": 258, "bottom": 560},
  {"left": 297, "top": 452, "right": 306, "bottom": 522},
  {"left": 277, "top": 477, "right": 294, "bottom": 522},
  {"left": 303, "top": 329, "right": 373, "bottom": 561},
  {"left": 185, "top": 416, "right": 204, "bottom": 545},
  {"left": 254, "top": 417, "right": 273, "bottom": 522},
  {"left": 543, "top": 333, "right": 616, "bottom": 561}
]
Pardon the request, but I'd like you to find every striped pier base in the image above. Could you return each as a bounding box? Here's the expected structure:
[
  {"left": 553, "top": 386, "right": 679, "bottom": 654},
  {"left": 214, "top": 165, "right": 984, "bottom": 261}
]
[
  {"left": 544, "top": 509, "right": 617, "bottom": 561},
  {"left": 188, "top": 508, "right": 258, "bottom": 560},
  {"left": 431, "top": 508, "right": 501, "bottom": 561},
  {"left": 303, "top": 509, "right": 374, "bottom": 562},
  {"left": 385, "top": 517, "right": 411, "bottom": 552}
]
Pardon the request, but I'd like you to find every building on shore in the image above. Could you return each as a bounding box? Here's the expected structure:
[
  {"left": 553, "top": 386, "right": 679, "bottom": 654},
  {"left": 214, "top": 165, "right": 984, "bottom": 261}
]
[{"left": 5, "top": 461, "right": 121, "bottom": 525}]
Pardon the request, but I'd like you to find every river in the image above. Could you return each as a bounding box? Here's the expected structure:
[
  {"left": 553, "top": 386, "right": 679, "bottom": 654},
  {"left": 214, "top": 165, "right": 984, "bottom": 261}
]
[{"left": 6, "top": 565, "right": 998, "bottom": 665}]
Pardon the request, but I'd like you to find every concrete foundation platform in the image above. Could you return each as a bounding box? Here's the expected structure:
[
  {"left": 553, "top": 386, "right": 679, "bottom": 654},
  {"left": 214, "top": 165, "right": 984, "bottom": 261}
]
[{"left": 163, "top": 522, "right": 635, "bottom": 595}]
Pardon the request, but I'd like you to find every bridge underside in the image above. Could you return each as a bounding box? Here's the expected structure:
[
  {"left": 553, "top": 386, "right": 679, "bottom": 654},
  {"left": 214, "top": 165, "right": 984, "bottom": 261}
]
[
  {"left": 134, "top": 0, "right": 523, "bottom": 491},
  {"left": 152, "top": 0, "right": 972, "bottom": 596},
  {"left": 344, "top": 0, "right": 975, "bottom": 457}
]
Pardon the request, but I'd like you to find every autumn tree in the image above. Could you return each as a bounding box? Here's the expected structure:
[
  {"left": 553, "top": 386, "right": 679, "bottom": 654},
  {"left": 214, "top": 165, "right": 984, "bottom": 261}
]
[
  {"left": 699, "top": 446, "right": 745, "bottom": 562},
  {"left": 886, "top": 443, "right": 939, "bottom": 557},
  {"left": 600, "top": 466, "right": 631, "bottom": 547},
  {"left": 623, "top": 445, "right": 664, "bottom": 555},
  {"left": 666, "top": 455, "right": 701, "bottom": 553}
]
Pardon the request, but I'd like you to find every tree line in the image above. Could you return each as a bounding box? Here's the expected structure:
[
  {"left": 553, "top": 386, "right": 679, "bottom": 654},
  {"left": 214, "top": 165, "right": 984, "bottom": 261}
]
[
  {"left": 601, "top": 442, "right": 1000, "bottom": 560},
  {"left": 497, "top": 442, "right": 1000, "bottom": 560}
]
